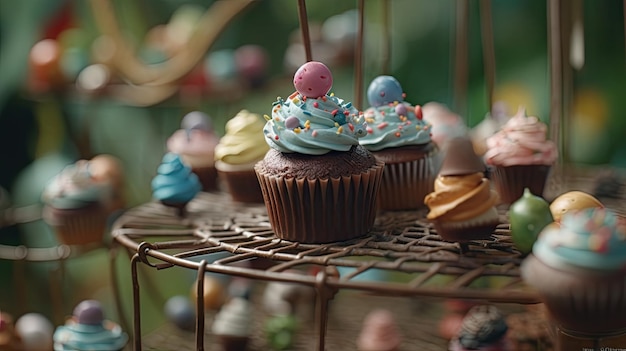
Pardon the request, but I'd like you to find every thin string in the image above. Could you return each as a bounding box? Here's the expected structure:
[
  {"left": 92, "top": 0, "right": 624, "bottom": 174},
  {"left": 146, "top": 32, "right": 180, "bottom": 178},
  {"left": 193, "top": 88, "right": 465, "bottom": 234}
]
[
  {"left": 354, "top": 0, "right": 365, "bottom": 109},
  {"left": 453, "top": 0, "right": 469, "bottom": 115},
  {"left": 548, "top": 0, "right": 563, "bottom": 166},
  {"left": 297, "top": 0, "right": 312, "bottom": 62},
  {"left": 479, "top": 0, "right": 496, "bottom": 110}
]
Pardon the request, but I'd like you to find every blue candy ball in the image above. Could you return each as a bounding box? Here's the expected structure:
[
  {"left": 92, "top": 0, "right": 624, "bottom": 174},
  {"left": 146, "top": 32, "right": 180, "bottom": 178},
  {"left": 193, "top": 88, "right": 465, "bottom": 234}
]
[
  {"left": 164, "top": 295, "right": 196, "bottom": 331},
  {"left": 367, "top": 75, "right": 404, "bottom": 107}
]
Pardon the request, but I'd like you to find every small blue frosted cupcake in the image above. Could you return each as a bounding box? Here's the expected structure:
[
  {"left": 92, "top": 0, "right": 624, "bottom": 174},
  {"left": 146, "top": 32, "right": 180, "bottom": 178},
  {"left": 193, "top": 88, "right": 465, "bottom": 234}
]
[
  {"left": 54, "top": 300, "right": 128, "bottom": 351},
  {"left": 359, "top": 76, "right": 436, "bottom": 210},
  {"left": 151, "top": 153, "right": 201, "bottom": 215}
]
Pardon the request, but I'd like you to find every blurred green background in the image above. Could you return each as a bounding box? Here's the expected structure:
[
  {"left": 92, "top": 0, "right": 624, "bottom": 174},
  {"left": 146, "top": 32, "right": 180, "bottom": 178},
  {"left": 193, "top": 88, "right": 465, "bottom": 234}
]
[{"left": 1, "top": 0, "right": 625, "bottom": 336}]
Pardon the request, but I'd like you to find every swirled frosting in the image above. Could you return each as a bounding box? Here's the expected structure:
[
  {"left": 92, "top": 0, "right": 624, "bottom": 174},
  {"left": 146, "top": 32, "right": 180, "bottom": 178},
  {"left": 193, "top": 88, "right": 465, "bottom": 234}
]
[
  {"left": 424, "top": 173, "right": 499, "bottom": 221},
  {"left": 214, "top": 109, "right": 269, "bottom": 165},
  {"left": 54, "top": 300, "right": 128, "bottom": 351},
  {"left": 532, "top": 207, "right": 626, "bottom": 271},
  {"left": 455, "top": 305, "right": 508, "bottom": 350},
  {"left": 263, "top": 92, "right": 367, "bottom": 155},
  {"left": 42, "top": 161, "right": 112, "bottom": 209},
  {"left": 151, "top": 153, "right": 200, "bottom": 203},
  {"left": 211, "top": 297, "right": 252, "bottom": 337},
  {"left": 484, "top": 107, "right": 557, "bottom": 166},
  {"left": 167, "top": 129, "right": 219, "bottom": 168},
  {"left": 359, "top": 76, "right": 432, "bottom": 151},
  {"left": 53, "top": 320, "right": 128, "bottom": 351}
]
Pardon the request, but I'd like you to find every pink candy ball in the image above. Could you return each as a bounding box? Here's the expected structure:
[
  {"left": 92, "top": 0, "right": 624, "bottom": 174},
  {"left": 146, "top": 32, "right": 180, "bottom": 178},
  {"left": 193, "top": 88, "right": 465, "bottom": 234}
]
[{"left": 293, "top": 61, "right": 333, "bottom": 98}]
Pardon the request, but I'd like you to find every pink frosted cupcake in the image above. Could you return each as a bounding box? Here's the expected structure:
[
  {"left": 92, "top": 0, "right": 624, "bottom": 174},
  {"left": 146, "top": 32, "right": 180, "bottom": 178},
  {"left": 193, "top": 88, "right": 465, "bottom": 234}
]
[
  {"left": 484, "top": 107, "right": 557, "bottom": 204},
  {"left": 356, "top": 309, "right": 401, "bottom": 351},
  {"left": 167, "top": 111, "right": 220, "bottom": 191}
]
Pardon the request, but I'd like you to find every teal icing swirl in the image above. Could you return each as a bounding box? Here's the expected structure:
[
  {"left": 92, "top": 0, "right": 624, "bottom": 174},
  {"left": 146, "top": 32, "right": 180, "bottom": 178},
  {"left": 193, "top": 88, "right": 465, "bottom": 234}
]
[
  {"left": 263, "top": 93, "right": 368, "bottom": 155},
  {"left": 53, "top": 321, "right": 128, "bottom": 351},
  {"left": 151, "top": 153, "right": 201, "bottom": 203},
  {"left": 42, "top": 162, "right": 111, "bottom": 209},
  {"left": 359, "top": 102, "right": 432, "bottom": 151},
  {"left": 532, "top": 207, "right": 626, "bottom": 271}
]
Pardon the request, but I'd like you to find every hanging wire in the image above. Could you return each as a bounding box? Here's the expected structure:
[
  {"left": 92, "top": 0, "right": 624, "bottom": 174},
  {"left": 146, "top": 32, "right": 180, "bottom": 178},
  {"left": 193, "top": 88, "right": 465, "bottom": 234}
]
[
  {"left": 453, "top": 0, "right": 469, "bottom": 115},
  {"left": 354, "top": 0, "right": 365, "bottom": 109},
  {"left": 297, "top": 0, "right": 313, "bottom": 62},
  {"left": 548, "top": 0, "right": 564, "bottom": 167},
  {"left": 479, "top": 0, "right": 496, "bottom": 110}
]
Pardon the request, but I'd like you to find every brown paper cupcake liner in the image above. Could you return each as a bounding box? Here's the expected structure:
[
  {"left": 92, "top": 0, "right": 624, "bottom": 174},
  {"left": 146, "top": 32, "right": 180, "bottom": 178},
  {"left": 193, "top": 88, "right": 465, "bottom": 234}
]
[
  {"left": 432, "top": 210, "right": 499, "bottom": 243},
  {"left": 43, "top": 204, "right": 108, "bottom": 246},
  {"left": 255, "top": 161, "right": 384, "bottom": 244},
  {"left": 217, "top": 335, "right": 249, "bottom": 351},
  {"left": 192, "top": 165, "right": 219, "bottom": 192},
  {"left": 521, "top": 255, "right": 626, "bottom": 334},
  {"left": 490, "top": 165, "right": 551, "bottom": 205},
  {"left": 218, "top": 169, "right": 265, "bottom": 203},
  {"left": 377, "top": 156, "right": 435, "bottom": 211}
]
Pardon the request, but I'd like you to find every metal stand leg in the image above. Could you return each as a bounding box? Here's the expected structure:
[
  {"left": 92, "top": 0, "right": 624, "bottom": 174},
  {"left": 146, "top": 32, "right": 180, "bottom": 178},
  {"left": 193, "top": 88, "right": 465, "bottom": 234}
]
[
  {"left": 130, "top": 254, "right": 142, "bottom": 351},
  {"left": 314, "top": 267, "right": 339, "bottom": 351},
  {"left": 195, "top": 260, "right": 207, "bottom": 351}
]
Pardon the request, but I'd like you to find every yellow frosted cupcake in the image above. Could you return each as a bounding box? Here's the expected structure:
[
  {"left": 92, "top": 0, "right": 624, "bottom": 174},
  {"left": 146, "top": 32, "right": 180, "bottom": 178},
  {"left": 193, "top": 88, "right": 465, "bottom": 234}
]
[{"left": 214, "top": 109, "right": 269, "bottom": 203}]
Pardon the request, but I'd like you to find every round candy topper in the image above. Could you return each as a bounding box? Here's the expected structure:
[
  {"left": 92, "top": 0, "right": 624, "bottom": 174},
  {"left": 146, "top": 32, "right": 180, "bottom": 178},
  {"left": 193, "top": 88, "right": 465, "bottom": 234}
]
[
  {"left": 293, "top": 61, "right": 333, "bottom": 98},
  {"left": 74, "top": 300, "right": 104, "bottom": 325},
  {"left": 367, "top": 75, "right": 404, "bottom": 107},
  {"left": 181, "top": 111, "right": 212, "bottom": 132}
]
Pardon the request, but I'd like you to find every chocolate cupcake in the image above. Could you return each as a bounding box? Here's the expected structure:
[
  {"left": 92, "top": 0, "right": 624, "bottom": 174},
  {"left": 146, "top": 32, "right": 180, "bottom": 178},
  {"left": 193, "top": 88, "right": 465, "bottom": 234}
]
[
  {"left": 215, "top": 109, "right": 269, "bottom": 203},
  {"left": 449, "top": 305, "right": 512, "bottom": 351},
  {"left": 255, "top": 61, "right": 384, "bottom": 243},
  {"left": 521, "top": 207, "right": 626, "bottom": 334},
  {"left": 359, "top": 76, "right": 436, "bottom": 210},
  {"left": 484, "top": 107, "right": 557, "bottom": 205},
  {"left": 424, "top": 137, "right": 500, "bottom": 242}
]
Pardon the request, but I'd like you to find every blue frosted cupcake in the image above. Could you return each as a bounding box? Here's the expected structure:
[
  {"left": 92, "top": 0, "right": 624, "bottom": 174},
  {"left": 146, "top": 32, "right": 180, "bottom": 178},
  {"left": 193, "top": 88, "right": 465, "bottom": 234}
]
[
  {"left": 359, "top": 76, "right": 436, "bottom": 210},
  {"left": 151, "top": 153, "right": 201, "bottom": 215},
  {"left": 255, "top": 61, "right": 384, "bottom": 243},
  {"left": 54, "top": 300, "right": 128, "bottom": 351},
  {"left": 521, "top": 208, "right": 626, "bottom": 333}
]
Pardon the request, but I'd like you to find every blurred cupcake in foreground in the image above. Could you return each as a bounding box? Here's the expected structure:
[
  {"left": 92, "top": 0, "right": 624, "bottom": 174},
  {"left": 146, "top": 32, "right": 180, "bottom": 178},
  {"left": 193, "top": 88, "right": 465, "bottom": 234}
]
[
  {"left": 449, "top": 305, "right": 512, "bottom": 351},
  {"left": 484, "top": 107, "right": 557, "bottom": 204},
  {"left": 211, "top": 297, "right": 252, "bottom": 351},
  {"left": 357, "top": 309, "right": 401, "bottom": 351},
  {"left": 42, "top": 155, "right": 123, "bottom": 246},
  {"left": 0, "top": 312, "right": 22, "bottom": 351},
  {"left": 53, "top": 300, "right": 128, "bottom": 351},
  {"left": 167, "top": 111, "right": 220, "bottom": 191},
  {"left": 422, "top": 102, "right": 468, "bottom": 172},
  {"left": 151, "top": 152, "right": 201, "bottom": 216},
  {"left": 359, "top": 76, "right": 436, "bottom": 210},
  {"left": 424, "top": 137, "right": 499, "bottom": 242},
  {"left": 521, "top": 207, "right": 626, "bottom": 334},
  {"left": 214, "top": 109, "right": 269, "bottom": 203}
]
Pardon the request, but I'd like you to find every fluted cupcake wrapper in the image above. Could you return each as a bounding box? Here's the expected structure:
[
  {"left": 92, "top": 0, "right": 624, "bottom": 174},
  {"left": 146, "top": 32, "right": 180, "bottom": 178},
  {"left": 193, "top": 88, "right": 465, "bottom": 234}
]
[
  {"left": 376, "top": 156, "right": 435, "bottom": 211},
  {"left": 43, "top": 203, "right": 108, "bottom": 246},
  {"left": 255, "top": 161, "right": 384, "bottom": 244},
  {"left": 217, "top": 335, "right": 249, "bottom": 351},
  {"left": 490, "top": 165, "right": 551, "bottom": 205},
  {"left": 521, "top": 254, "right": 626, "bottom": 334},
  {"left": 432, "top": 208, "right": 500, "bottom": 243},
  {"left": 192, "top": 165, "right": 219, "bottom": 192},
  {"left": 218, "top": 169, "right": 265, "bottom": 203}
]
